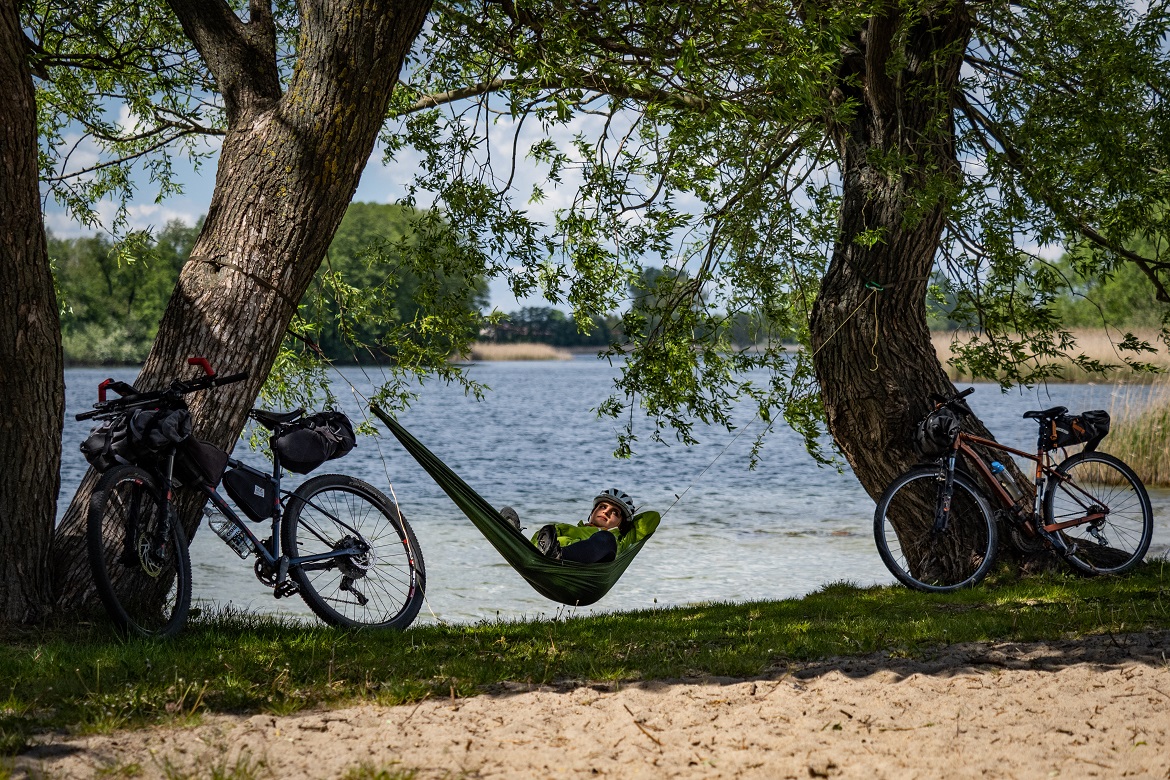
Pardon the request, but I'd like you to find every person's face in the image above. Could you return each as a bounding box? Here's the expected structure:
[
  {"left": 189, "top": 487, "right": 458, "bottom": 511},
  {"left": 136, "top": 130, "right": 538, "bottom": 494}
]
[{"left": 590, "top": 500, "right": 625, "bottom": 529}]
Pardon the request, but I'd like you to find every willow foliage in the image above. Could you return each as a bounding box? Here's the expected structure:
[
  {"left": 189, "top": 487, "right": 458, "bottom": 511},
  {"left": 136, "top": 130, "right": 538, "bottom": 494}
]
[{"left": 378, "top": 0, "right": 1170, "bottom": 459}]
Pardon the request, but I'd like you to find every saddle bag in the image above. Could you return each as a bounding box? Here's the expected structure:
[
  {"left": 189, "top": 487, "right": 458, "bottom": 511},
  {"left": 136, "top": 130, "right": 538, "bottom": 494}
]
[
  {"left": 272, "top": 410, "right": 356, "bottom": 474},
  {"left": 222, "top": 467, "right": 277, "bottom": 522},
  {"left": 1046, "top": 410, "right": 1110, "bottom": 452}
]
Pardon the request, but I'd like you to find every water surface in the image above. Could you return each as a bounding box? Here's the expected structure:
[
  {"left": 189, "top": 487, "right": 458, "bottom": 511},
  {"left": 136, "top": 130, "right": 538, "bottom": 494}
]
[{"left": 61, "top": 361, "right": 1169, "bottom": 625}]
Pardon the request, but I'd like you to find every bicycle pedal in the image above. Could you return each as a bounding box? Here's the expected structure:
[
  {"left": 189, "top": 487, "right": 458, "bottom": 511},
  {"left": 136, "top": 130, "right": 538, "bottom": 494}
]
[{"left": 274, "top": 581, "right": 299, "bottom": 599}]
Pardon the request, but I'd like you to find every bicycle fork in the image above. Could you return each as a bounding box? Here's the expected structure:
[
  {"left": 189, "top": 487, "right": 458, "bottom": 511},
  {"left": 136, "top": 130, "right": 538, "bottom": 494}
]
[{"left": 932, "top": 455, "right": 959, "bottom": 534}]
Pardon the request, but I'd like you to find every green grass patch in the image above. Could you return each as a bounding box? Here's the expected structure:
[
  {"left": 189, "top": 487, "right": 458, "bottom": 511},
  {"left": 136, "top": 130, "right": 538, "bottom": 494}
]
[{"left": 2, "top": 561, "right": 1168, "bottom": 754}]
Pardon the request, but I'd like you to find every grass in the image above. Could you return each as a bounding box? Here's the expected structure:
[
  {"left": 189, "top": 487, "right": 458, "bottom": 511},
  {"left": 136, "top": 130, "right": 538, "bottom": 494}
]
[
  {"left": 2, "top": 562, "right": 1168, "bottom": 756},
  {"left": 1097, "top": 379, "right": 1170, "bottom": 486},
  {"left": 933, "top": 328, "right": 1170, "bottom": 383},
  {"left": 458, "top": 342, "right": 574, "bottom": 361}
]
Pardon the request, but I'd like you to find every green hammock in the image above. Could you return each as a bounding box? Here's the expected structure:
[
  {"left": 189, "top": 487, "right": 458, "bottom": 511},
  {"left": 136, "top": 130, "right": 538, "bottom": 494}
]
[{"left": 370, "top": 405, "right": 661, "bottom": 606}]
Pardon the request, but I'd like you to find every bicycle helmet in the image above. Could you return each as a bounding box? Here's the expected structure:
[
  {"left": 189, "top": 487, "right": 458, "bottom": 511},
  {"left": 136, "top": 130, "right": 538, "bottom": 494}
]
[
  {"left": 914, "top": 407, "right": 961, "bottom": 459},
  {"left": 593, "top": 488, "right": 636, "bottom": 522}
]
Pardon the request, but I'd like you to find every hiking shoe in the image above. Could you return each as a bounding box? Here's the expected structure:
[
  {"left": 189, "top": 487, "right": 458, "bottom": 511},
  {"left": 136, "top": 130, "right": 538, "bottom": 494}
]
[
  {"left": 500, "top": 506, "right": 522, "bottom": 532},
  {"left": 536, "top": 524, "right": 562, "bottom": 560}
]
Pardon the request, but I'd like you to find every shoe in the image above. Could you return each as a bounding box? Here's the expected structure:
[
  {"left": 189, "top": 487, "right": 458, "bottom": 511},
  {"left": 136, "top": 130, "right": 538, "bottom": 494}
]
[
  {"left": 536, "top": 525, "right": 562, "bottom": 560},
  {"left": 500, "top": 506, "right": 522, "bottom": 532}
]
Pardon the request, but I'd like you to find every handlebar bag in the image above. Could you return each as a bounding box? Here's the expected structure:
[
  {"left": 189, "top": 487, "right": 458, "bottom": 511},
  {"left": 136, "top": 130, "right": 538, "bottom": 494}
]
[
  {"left": 272, "top": 410, "right": 356, "bottom": 474},
  {"left": 1047, "top": 410, "right": 1110, "bottom": 452},
  {"left": 80, "top": 414, "right": 135, "bottom": 472},
  {"left": 81, "top": 408, "right": 192, "bottom": 472},
  {"left": 913, "top": 407, "right": 962, "bottom": 460}
]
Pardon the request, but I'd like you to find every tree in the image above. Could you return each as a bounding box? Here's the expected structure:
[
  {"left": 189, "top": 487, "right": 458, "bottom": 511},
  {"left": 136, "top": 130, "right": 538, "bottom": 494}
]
[
  {"left": 385, "top": 0, "right": 1170, "bottom": 563},
  {"left": 0, "top": 0, "right": 63, "bottom": 623},
  {"left": 44, "top": 0, "right": 436, "bottom": 609},
  {"left": 300, "top": 201, "right": 489, "bottom": 363},
  {"left": 52, "top": 222, "right": 198, "bottom": 364}
]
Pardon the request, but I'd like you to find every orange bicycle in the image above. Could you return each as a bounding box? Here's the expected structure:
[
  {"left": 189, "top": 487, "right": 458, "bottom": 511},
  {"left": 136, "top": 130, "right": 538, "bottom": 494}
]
[{"left": 874, "top": 387, "right": 1153, "bottom": 592}]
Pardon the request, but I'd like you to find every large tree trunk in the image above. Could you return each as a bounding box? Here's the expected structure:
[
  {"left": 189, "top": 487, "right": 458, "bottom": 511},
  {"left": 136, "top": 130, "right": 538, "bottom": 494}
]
[
  {"left": 52, "top": 0, "right": 432, "bottom": 608},
  {"left": 0, "top": 0, "right": 65, "bottom": 624},
  {"left": 810, "top": 5, "right": 987, "bottom": 494}
]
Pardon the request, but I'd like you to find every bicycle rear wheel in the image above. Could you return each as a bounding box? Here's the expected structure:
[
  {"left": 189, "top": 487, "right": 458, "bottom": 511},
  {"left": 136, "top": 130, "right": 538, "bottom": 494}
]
[
  {"left": 87, "top": 465, "right": 191, "bottom": 638},
  {"left": 283, "top": 474, "right": 425, "bottom": 629},
  {"left": 1045, "top": 451, "right": 1153, "bottom": 575},
  {"left": 874, "top": 466, "right": 998, "bottom": 592}
]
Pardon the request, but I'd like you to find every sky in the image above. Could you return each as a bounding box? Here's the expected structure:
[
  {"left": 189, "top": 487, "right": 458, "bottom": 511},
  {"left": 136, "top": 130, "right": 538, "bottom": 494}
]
[{"left": 41, "top": 102, "right": 635, "bottom": 315}]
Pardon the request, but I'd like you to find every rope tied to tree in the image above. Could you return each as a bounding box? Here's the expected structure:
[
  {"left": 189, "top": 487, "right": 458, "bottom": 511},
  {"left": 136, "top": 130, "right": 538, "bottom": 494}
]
[
  {"left": 190, "top": 256, "right": 300, "bottom": 314},
  {"left": 809, "top": 274, "right": 931, "bottom": 370}
]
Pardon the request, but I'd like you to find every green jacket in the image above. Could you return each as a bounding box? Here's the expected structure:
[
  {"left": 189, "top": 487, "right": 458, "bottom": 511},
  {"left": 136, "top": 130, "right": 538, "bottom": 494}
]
[{"left": 531, "top": 511, "right": 659, "bottom": 555}]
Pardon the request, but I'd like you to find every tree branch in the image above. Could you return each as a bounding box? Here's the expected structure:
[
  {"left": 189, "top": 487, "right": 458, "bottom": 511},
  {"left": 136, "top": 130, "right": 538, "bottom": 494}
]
[
  {"left": 165, "top": 0, "right": 281, "bottom": 121},
  {"left": 955, "top": 91, "right": 1170, "bottom": 302},
  {"left": 404, "top": 70, "right": 712, "bottom": 115}
]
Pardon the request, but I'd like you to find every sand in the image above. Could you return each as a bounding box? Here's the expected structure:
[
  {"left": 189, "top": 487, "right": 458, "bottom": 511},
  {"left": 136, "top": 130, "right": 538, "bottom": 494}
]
[{"left": 15, "top": 631, "right": 1170, "bottom": 779}]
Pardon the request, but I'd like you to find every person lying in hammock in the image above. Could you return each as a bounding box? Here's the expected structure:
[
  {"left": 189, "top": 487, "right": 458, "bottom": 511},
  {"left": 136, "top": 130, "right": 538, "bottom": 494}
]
[{"left": 500, "top": 488, "right": 637, "bottom": 564}]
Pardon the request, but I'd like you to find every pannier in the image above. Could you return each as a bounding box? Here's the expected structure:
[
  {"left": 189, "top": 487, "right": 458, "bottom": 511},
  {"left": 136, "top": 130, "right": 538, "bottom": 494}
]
[
  {"left": 176, "top": 438, "right": 230, "bottom": 487},
  {"left": 914, "top": 407, "right": 962, "bottom": 460},
  {"left": 222, "top": 467, "right": 277, "bottom": 522},
  {"left": 1045, "top": 410, "right": 1110, "bottom": 452},
  {"left": 81, "top": 408, "right": 192, "bottom": 472},
  {"left": 272, "top": 410, "right": 356, "bottom": 474}
]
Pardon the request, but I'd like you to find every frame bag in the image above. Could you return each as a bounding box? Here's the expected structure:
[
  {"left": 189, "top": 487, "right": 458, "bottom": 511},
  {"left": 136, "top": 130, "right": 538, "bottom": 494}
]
[
  {"left": 176, "top": 438, "right": 230, "bottom": 487},
  {"left": 273, "top": 411, "right": 356, "bottom": 474},
  {"left": 222, "top": 467, "right": 277, "bottom": 522}
]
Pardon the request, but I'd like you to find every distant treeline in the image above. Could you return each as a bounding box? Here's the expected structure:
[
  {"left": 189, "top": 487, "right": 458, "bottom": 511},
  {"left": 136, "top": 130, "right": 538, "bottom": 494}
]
[
  {"left": 53, "top": 204, "right": 490, "bottom": 365},
  {"left": 52, "top": 202, "right": 1168, "bottom": 365}
]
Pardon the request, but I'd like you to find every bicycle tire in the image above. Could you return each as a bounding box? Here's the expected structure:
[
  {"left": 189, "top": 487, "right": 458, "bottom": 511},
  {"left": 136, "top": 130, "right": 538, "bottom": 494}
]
[
  {"left": 874, "top": 466, "right": 998, "bottom": 593},
  {"left": 283, "top": 474, "right": 425, "bottom": 629},
  {"left": 86, "top": 465, "right": 192, "bottom": 638},
  {"left": 1044, "top": 451, "right": 1153, "bottom": 575}
]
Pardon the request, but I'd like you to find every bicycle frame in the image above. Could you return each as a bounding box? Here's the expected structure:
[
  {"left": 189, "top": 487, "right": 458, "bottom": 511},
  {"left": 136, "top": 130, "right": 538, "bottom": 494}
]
[
  {"left": 952, "top": 434, "right": 1109, "bottom": 536},
  {"left": 157, "top": 449, "right": 369, "bottom": 593}
]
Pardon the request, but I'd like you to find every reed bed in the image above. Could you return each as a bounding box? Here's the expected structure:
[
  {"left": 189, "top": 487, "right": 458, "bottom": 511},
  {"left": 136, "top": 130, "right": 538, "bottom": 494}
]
[
  {"left": 459, "top": 342, "right": 574, "bottom": 361},
  {"left": 1098, "top": 380, "right": 1170, "bottom": 486},
  {"left": 933, "top": 329, "right": 1170, "bottom": 383}
]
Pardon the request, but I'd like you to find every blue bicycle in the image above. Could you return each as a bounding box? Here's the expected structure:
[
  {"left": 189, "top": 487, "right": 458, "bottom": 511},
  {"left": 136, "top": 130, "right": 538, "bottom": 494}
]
[{"left": 78, "top": 358, "right": 425, "bottom": 637}]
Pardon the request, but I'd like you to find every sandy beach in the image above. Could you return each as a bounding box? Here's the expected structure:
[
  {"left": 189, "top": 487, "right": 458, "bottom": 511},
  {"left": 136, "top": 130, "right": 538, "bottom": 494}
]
[{"left": 15, "top": 631, "right": 1170, "bottom": 779}]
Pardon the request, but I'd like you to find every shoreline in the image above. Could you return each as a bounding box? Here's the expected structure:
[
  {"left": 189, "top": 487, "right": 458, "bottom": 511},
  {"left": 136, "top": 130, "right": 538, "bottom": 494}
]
[{"left": 16, "top": 630, "right": 1169, "bottom": 779}]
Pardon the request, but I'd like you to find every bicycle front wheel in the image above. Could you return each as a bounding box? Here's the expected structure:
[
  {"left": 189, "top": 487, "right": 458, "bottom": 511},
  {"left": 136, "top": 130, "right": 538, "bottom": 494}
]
[
  {"left": 874, "top": 466, "right": 998, "bottom": 593},
  {"left": 1045, "top": 451, "right": 1153, "bottom": 575},
  {"left": 87, "top": 465, "right": 191, "bottom": 638},
  {"left": 283, "top": 474, "right": 425, "bottom": 629}
]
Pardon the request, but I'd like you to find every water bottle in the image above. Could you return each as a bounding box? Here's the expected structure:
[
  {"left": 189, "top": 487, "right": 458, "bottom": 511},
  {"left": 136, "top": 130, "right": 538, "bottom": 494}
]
[
  {"left": 989, "top": 460, "right": 1023, "bottom": 502},
  {"left": 206, "top": 507, "right": 255, "bottom": 559}
]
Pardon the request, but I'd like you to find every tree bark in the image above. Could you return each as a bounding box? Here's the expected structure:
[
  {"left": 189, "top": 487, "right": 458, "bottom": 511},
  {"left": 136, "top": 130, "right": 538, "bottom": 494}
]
[
  {"left": 52, "top": 0, "right": 432, "bottom": 608},
  {"left": 810, "top": 5, "right": 991, "bottom": 495},
  {"left": 0, "top": 0, "right": 65, "bottom": 624}
]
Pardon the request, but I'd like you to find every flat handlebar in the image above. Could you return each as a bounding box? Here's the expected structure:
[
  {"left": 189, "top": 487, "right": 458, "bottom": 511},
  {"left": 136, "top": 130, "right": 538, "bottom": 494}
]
[
  {"left": 929, "top": 387, "right": 975, "bottom": 417},
  {"left": 76, "top": 367, "right": 248, "bottom": 421}
]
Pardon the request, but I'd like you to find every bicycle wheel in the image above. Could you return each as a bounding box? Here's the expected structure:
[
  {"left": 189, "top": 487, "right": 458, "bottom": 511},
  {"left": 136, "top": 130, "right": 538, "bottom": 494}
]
[
  {"left": 874, "top": 466, "right": 998, "bottom": 592},
  {"left": 1044, "top": 451, "right": 1153, "bottom": 575},
  {"left": 87, "top": 465, "right": 191, "bottom": 638},
  {"left": 283, "top": 474, "right": 425, "bottom": 629}
]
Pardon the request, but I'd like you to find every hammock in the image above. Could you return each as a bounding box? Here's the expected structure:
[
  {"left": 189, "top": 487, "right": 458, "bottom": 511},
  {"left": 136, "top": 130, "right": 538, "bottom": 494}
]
[{"left": 370, "top": 405, "right": 661, "bottom": 606}]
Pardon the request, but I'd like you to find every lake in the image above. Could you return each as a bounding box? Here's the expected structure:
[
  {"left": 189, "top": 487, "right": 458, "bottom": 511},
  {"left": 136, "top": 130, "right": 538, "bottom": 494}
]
[{"left": 60, "top": 360, "right": 1170, "bottom": 625}]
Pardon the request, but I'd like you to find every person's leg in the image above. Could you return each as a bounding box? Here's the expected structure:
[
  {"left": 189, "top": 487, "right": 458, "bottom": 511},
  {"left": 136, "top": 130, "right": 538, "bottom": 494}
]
[{"left": 560, "top": 531, "right": 617, "bottom": 564}]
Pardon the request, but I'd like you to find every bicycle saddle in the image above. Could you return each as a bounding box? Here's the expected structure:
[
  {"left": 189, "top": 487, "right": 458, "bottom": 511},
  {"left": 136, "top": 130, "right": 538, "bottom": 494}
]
[
  {"left": 249, "top": 408, "right": 305, "bottom": 429},
  {"left": 1022, "top": 406, "right": 1067, "bottom": 421}
]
